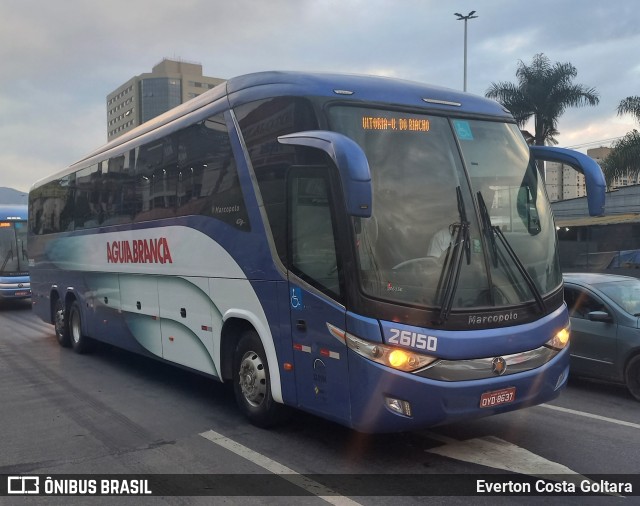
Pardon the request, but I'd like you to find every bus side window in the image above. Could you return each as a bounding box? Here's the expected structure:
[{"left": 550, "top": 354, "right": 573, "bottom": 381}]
[
  {"left": 287, "top": 167, "right": 342, "bottom": 300},
  {"left": 74, "top": 164, "right": 101, "bottom": 230},
  {"left": 236, "top": 97, "right": 320, "bottom": 263},
  {"left": 179, "top": 115, "right": 249, "bottom": 230},
  {"left": 133, "top": 136, "right": 173, "bottom": 221},
  {"left": 102, "top": 152, "right": 135, "bottom": 225}
]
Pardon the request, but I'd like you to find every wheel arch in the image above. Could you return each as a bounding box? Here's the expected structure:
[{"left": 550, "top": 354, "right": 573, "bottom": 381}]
[
  {"left": 623, "top": 347, "right": 640, "bottom": 375},
  {"left": 49, "top": 287, "right": 78, "bottom": 322},
  {"left": 623, "top": 349, "right": 640, "bottom": 401},
  {"left": 49, "top": 288, "right": 62, "bottom": 324},
  {"left": 220, "top": 310, "right": 283, "bottom": 404}
]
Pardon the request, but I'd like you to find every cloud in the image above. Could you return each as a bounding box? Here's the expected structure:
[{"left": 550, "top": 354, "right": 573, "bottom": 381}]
[{"left": 1, "top": 0, "right": 639, "bottom": 191}]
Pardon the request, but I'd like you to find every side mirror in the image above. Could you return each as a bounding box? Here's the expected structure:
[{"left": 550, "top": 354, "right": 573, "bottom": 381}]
[
  {"left": 278, "top": 131, "right": 372, "bottom": 217},
  {"left": 529, "top": 145, "right": 606, "bottom": 217},
  {"left": 517, "top": 186, "right": 541, "bottom": 235}
]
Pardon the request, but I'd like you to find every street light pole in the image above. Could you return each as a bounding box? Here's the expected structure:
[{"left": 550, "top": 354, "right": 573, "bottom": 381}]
[{"left": 454, "top": 10, "right": 478, "bottom": 92}]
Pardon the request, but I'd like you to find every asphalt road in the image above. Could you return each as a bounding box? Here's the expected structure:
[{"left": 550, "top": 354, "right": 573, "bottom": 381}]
[{"left": 1, "top": 300, "right": 638, "bottom": 505}]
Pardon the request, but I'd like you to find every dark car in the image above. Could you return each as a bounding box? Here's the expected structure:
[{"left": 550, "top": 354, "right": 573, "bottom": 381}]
[{"left": 563, "top": 273, "right": 640, "bottom": 401}]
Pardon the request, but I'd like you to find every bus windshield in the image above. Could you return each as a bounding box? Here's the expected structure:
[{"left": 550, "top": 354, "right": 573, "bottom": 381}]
[
  {"left": 0, "top": 221, "right": 28, "bottom": 275},
  {"left": 328, "top": 106, "right": 560, "bottom": 311}
]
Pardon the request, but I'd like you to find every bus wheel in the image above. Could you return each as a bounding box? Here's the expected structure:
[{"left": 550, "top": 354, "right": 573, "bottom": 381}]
[
  {"left": 53, "top": 298, "right": 71, "bottom": 348},
  {"left": 233, "top": 330, "right": 287, "bottom": 428},
  {"left": 625, "top": 355, "right": 640, "bottom": 401},
  {"left": 69, "top": 301, "right": 92, "bottom": 354}
]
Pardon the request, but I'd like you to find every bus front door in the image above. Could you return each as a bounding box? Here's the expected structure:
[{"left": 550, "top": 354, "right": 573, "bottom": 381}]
[
  {"left": 287, "top": 167, "right": 350, "bottom": 425},
  {"left": 289, "top": 283, "right": 349, "bottom": 424}
]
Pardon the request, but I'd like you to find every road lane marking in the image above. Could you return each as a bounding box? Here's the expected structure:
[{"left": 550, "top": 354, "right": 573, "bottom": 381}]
[
  {"left": 539, "top": 403, "right": 640, "bottom": 430},
  {"left": 424, "top": 434, "right": 621, "bottom": 494},
  {"left": 200, "top": 429, "right": 362, "bottom": 505},
  {"left": 426, "top": 434, "right": 578, "bottom": 475},
  {"left": 425, "top": 402, "right": 639, "bottom": 478}
]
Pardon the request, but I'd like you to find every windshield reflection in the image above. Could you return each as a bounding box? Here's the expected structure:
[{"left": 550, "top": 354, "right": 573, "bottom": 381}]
[{"left": 328, "top": 107, "right": 561, "bottom": 311}]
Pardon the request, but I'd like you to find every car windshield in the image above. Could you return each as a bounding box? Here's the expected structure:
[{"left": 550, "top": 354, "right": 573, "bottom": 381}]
[
  {"left": 594, "top": 279, "right": 640, "bottom": 316},
  {"left": 328, "top": 105, "right": 561, "bottom": 311}
]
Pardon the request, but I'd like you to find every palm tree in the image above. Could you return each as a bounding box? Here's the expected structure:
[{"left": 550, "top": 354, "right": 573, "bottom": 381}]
[
  {"left": 486, "top": 53, "right": 599, "bottom": 146},
  {"left": 602, "top": 97, "right": 640, "bottom": 185},
  {"left": 618, "top": 96, "right": 640, "bottom": 120}
]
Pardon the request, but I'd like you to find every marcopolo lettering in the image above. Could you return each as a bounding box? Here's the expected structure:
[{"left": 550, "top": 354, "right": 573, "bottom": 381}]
[
  {"left": 106, "top": 238, "right": 173, "bottom": 264},
  {"left": 468, "top": 311, "right": 518, "bottom": 325},
  {"left": 214, "top": 205, "right": 240, "bottom": 214}
]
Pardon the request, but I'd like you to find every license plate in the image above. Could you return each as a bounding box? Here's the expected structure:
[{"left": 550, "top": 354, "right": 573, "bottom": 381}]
[
  {"left": 480, "top": 386, "right": 516, "bottom": 408},
  {"left": 14, "top": 291, "right": 29, "bottom": 297}
]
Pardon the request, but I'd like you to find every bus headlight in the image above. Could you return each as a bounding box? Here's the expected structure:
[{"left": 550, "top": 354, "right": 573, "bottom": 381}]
[
  {"left": 345, "top": 333, "right": 437, "bottom": 372},
  {"left": 545, "top": 325, "right": 570, "bottom": 351}
]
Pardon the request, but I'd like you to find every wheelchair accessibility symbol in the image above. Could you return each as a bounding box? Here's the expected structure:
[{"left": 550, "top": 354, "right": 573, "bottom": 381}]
[{"left": 291, "top": 287, "right": 303, "bottom": 310}]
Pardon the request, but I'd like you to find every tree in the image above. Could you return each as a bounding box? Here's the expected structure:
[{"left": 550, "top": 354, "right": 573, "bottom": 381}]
[
  {"left": 618, "top": 96, "right": 640, "bottom": 120},
  {"left": 486, "top": 53, "right": 599, "bottom": 146},
  {"left": 602, "top": 96, "right": 640, "bottom": 185}
]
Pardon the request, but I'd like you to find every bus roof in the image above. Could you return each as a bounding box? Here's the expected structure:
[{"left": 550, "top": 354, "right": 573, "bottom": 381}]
[
  {"left": 0, "top": 204, "right": 27, "bottom": 220},
  {"left": 31, "top": 71, "right": 513, "bottom": 190},
  {"left": 224, "top": 71, "right": 510, "bottom": 117}
]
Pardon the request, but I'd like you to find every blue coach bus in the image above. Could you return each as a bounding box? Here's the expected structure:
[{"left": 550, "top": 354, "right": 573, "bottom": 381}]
[
  {"left": 28, "top": 72, "right": 605, "bottom": 432},
  {"left": 0, "top": 205, "right": 30, "bottom": 302}
]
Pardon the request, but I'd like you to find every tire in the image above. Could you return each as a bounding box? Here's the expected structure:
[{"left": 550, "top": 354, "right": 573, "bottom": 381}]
[
  {"left": 69, "top": 300, "right": 92, "bottom": 354},
  {"left": 625, "top": 355, "right": 640, "bottom": 401},
  {"left": 233, "top": 330, "right": 287, "bottom": 428},
  {"left": 53, "top": 298, "right": 71, "bottom": 348}
]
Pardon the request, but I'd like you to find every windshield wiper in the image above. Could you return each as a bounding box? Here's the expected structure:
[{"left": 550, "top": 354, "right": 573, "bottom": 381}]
[
  {"left": 0, "top": 248, "right": 13, "bottom": 276},
  {"left": 436, "top": 187, "right": 470, "bottom": 324},
  {"left": 477, "top": 191, "right": 498, "bottom": 268},
  {"left": 477, "top": 191, "right": 546, "bottom": 313}
]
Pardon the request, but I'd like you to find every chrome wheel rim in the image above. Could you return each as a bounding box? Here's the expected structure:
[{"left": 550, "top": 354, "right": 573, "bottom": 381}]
[{"left": 239, "top": 350, "right": 266, "bottom": 407}]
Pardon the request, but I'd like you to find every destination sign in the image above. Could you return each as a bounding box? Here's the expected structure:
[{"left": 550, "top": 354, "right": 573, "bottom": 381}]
[{"left": 362, "top": 116, "right": 430, "bottom": 132}]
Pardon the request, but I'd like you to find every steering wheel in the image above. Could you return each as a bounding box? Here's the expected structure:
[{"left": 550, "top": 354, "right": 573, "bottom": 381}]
[
  {"left": 392, "top": 257, "right": 440, "bottom": 270},
  {"left": 476, "top": 285, "right": 509, "bottom": 305}
]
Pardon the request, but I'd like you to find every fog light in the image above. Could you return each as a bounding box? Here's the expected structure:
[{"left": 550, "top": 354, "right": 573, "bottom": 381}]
[{"left": 385, "top": 397, "right": 412, "bottom": 417}]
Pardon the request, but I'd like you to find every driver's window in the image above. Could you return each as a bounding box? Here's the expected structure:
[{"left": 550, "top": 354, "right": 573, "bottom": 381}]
[
  {"left": 288, "top": 168, "right": 342, "bottom": 300},
  {"left": 566, "top": 287, "right": 606, "bottom": 320}
]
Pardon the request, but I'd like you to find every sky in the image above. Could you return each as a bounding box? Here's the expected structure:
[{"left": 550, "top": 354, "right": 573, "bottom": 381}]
[{"left": 1, "top": 0, "right": 639, "bottom": 192}]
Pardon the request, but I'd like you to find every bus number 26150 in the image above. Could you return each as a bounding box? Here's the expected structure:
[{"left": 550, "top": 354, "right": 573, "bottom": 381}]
[{"left": 388, "top": 329, "right": 438, "bottom": 352}]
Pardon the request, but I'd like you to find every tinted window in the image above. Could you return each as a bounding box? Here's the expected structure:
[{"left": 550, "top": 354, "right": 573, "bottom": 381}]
[
  {"left": 74, "top": 164, "right": 101, "bottom": 229},
  {"left": 289, "top": 169, "right": 342, "bottom": 299},
  {"left": 134, "top": 113, "right": 249, "bottom": 230},
  {"left": 565, "top": 286, "right": 607, "bottom": 319},
  {"left": 593, "top": 279, "right": 640, "bottom": 316},
  {"left": 30, "top": 176, "right": 74, "bottom": 235},
  {"left": 32, "top": 113, "right": 249, "bottom": 235},
  {"left": 236, "top": 97, "right": 319, "bottom": 263},
  {"left": 140, "top": 78, "right": 182, "bottom": 123}
]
